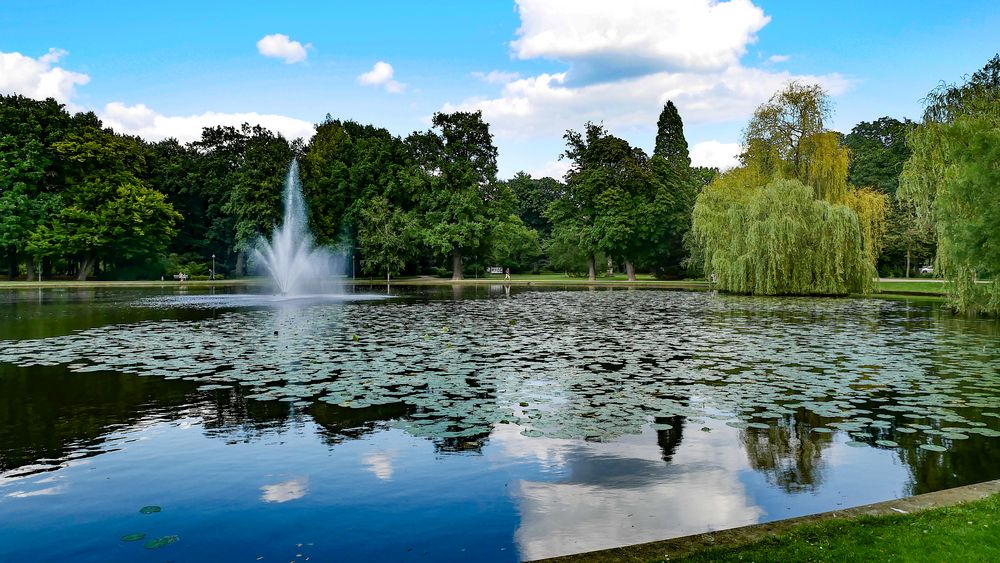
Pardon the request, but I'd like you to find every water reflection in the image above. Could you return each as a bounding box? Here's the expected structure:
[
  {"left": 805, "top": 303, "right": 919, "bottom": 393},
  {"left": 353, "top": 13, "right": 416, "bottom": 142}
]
[{"left": 1, "top": 287, "right": 1000, "bottom": 561}]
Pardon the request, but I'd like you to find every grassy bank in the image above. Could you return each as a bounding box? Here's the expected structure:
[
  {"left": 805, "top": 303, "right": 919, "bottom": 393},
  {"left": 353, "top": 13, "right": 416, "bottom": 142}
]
[
  {"left": 876, "top": 279, "right": 947, "bottom": 295},
  {"left": 0, "top": 274, "right": 949, "bottom": 296},
  {"left": 671, "top": 493, "right": 1000, "bottom": 563}
]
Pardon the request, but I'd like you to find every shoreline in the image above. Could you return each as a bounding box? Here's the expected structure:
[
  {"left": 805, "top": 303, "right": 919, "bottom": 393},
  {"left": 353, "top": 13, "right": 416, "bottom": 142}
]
[
  {"left": 535, "top": 479, "right": 1000, "bottom": 562},
  {"left": 0, "top": 276, "right": 946, "bottom": 298}
]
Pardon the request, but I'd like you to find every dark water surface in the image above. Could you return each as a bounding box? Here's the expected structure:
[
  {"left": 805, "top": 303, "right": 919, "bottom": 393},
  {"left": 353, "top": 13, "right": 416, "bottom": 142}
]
[{"left": 1, "top": 285, "right": 999, "bottom": 561}]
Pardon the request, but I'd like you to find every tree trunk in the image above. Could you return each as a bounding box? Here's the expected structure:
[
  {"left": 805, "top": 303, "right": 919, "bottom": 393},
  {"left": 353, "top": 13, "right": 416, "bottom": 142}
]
[
  {"left": 7, "top": 253, "right": 16, "bottom": 280},
  {"left": 77, "top": 255, "right": 95, "bottom": 281},
  {"left": 905, "top": 248, "right": 911, "bottom": 278},
  {"left": 587, "top": 254, "right": 596, "bottom": 281},
  {"left": 625, "top": 260, "right": 637, "bottom": 282},
  {"left": 451, "top": 247, "right": 464, "bottom": 280},
  {"left": 25, "top": 256, "right": 35, "bottom": 282}
]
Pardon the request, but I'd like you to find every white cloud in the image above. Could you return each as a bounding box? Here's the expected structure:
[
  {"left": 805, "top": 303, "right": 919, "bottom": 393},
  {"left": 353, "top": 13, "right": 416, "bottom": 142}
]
[
  {"left": 512, "top": 0, "right": 770, "bottom": 82},
  {"left": 444, "top": 66, "right": 850, "bottom": 139},
  {"left": 256, "top": 33, "right": 310, "bottom": 64},
  {"left": 0, "top": 48, "right": 90, "bottom": 104},
  {"left": 446, "top": 0, "right": 850, "bottom": 172},
  {"left": 472, "top": 70, "right": 522, "bottom": 85},
  {"left": 357, "top": 61, "right": 405, "bottom": 93},
  {"left": 768, "top": 54, "right": 790, "bottom": 63},
  {"left": 690, "top": 140, "right": 741, "bottom": 170},
  {"left": 102, "top": 102, "right": 315, "bottom": 143}
]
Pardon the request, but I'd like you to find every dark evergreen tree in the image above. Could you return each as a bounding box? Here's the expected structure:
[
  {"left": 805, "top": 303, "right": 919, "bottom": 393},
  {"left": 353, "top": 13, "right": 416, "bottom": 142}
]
[{"left": 653, "top": 100, "right": 691, "bottom": 169}]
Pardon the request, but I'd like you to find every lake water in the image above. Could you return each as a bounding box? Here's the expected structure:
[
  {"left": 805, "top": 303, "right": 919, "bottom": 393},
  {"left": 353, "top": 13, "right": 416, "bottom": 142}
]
[{"left": 1, "top": 285, "right": 999, "bottom": 561}]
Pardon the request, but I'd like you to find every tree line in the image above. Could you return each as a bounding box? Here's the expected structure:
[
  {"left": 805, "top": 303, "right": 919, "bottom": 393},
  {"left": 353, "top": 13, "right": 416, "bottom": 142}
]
[{"left": 1, "top": 54, "right": 997, "bottom": 313}]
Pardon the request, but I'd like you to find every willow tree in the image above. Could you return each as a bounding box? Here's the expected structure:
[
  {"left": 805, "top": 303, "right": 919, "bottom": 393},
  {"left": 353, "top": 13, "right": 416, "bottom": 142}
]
[
  {"left": 899, "top": 54, "right": 1000, "bottom": 314},
  {"left": 692, "top": 82, "right": 886, "bottom": 295}
]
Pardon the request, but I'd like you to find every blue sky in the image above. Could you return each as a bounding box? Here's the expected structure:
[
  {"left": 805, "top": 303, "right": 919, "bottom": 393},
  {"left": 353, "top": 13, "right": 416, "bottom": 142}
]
[{"left": 2, "top": 0, "right": 998, "bottom": 177}]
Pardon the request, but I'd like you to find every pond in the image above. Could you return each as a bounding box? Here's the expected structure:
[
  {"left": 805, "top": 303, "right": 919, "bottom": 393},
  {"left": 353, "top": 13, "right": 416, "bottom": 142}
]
[{"left": 1, "top": 285, "right": 999, "bottom": 561}]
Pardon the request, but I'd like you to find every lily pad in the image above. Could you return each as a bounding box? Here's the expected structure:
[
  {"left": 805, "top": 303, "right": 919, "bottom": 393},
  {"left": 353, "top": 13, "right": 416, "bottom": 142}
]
[
  {"left": 919, "top": 444, "right": 948, "bottom": 452},
  {"left": 120, "top": 533, "right": 146, "bottom": 542},
  {"left": 144, "top": 535, "right": 179, "bottom": 549},
  {"left": 138, "top": 506, "right": 161, "bottom": 515}
]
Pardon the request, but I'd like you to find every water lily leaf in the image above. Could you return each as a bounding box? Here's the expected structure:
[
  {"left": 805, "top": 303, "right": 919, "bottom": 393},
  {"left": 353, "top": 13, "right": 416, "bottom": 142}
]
[
  {"left": 144, "top": 535, "right": 179, "bottom": 549},
  {"left": 138, "top": 506, "right": 161, "bottom": 515}
]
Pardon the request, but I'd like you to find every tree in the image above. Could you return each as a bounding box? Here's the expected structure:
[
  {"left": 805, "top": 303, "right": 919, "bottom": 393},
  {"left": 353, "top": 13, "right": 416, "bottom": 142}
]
[
  {"left": 549, "top": 123, "right": 652, "bottom": 280},
  {"left": 844, "top": 117, "right": 915, "bottom": 195},
  {"left": 654, "top": 100, "right": 691, "bottom": 169},
  {"left": 358, "top": 196, "right": 413, "bottom": 281},
  {"left": 899, "top": 54, "right": 1000, "bottom": 314},
  {"left": 409, "top": 111, "right": 513, "bottom": 280},
  {"left": 0, "top": 95, "right": 75, "bottom": 279},
  {"left": 505, "top": 172, "right": 562, "bottom": 237},
  {"left": 692, "top": 83, "right": 887, "bottom": 295},
  {"left": 28, "top": 126, "right": 181, "bottom": 279}
]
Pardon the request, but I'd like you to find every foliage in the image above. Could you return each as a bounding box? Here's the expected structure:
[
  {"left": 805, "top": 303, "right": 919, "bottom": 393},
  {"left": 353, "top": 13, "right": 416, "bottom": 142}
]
[
  {"left": 693, "top": 83, "right": 886, "bottom": 295},
  {"left": 843, "top": 117, "right": 915, "bottom": 194},
  {"left": 899, "top": 54, "right": 1000, "bottom": 314},
  {"left": 357, "top": 196, "right": 413, "bottom": 279},
  {"left": 693, "top": 176, "right": 874, "bottom": 295},
  {"left": 409, "top": 111, "right": 515, "bottom": 279},
  {"left": 654, "top": 100, "right": 691, "bottom": 168}
]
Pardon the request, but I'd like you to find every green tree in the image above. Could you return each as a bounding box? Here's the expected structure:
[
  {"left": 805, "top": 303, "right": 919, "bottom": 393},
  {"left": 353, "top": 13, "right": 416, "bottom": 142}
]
[
  {"left": 357, "top": 196, "right": 413, "bottom": 281},
  {"left": 27, "top": 126, "right": 180, "bottom": 279},
  {"left": 844, "top": 117, "right": 915, "bottom": 195},
  {"left": 409, "top": 111, "right": 513, "bottom": 280},
  {"left": 654, "top": 100, "right": 691, "bottom": 169},
  {"left": 899, "top": 54, "right": 1000, "bottom": 314},
  {"left": 0, "top": 95, "right": 75, "bottom": 279},
  {"left": 693, "top": 83, "right": 886, "bottom": 295},
  {"left": 505, "top": 172, "right": 562, "bottom": 237}
]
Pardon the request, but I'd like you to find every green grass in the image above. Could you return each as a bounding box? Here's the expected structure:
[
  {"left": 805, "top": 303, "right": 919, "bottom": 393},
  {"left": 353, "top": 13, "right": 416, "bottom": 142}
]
[
  {"left": 877, "top": 280, "right": 947, "bottom": 295},
  {"left": 671, "top": 494, "right": 1000, "bottom": 563}
]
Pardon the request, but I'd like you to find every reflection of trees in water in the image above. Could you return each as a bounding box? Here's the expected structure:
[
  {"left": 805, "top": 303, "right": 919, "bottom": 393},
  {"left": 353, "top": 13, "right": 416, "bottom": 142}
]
[
  {"left": 0, "top": 365, "right": 199, "bottom": 473},
  {"left": 742, "top": 409, "right": 833, "bottom": 493},
  {"left": 655, "top": 417, "right": 686, "bottom": 464}
]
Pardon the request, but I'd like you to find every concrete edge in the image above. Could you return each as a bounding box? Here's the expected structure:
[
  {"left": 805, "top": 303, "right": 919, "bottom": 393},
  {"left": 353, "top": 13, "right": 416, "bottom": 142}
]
[{"left": 531, "top": 479, "right": 1000, "bottom": 563}]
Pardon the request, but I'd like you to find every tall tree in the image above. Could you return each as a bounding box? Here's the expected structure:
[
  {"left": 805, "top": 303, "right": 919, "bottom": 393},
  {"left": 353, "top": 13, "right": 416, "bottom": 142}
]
[
  {"left": 654, "top": 100, "right": 691, "bottom": 169},
  {"left": 693, "top": 83, "right": 887, "bottom": 295},
  {"left": 550, "top": 123, "right": 661, "bottom": 281},
  {"left": 409, "top": 111, "right": 513, "bottom": 280},
  {"left": 899, "top": 54, "right": 1000, "bottom": 314}
]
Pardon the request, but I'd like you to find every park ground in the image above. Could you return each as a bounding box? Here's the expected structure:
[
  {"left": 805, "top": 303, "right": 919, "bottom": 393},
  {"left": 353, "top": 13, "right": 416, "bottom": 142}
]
[{"left": 0, "top": 274, "right": 947, "bottom": 297}]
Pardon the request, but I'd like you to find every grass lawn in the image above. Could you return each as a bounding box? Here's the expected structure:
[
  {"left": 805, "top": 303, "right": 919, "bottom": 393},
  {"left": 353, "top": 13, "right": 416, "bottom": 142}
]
[
  {"left": 670, "top": 493, "right": 1000, "bottom": 563},
  {"left": 877, "top": 280, "right": 947, "bottom": 295}
]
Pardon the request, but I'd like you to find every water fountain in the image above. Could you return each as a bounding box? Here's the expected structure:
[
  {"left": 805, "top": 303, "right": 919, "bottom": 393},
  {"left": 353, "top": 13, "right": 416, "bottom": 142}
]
[{"left": 253, "top": 160, "right": 340, "bottom": 296}]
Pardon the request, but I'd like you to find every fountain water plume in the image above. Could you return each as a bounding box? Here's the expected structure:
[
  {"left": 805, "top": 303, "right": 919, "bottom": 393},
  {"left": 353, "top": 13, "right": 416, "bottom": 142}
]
[{"left": 253, "top": 160, "right": 341, "bottom": 295}]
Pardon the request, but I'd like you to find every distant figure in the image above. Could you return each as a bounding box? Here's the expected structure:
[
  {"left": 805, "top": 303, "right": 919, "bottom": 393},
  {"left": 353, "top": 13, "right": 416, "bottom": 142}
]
[{"left": 504, "top": 268, "right": 511, "bottom": 281}]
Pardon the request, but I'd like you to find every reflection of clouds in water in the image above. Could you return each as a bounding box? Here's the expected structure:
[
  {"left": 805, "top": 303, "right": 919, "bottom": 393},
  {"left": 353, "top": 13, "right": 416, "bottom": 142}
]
[
  {"left": 493, "top": 423, "right": 764, "bottom": 560},
  {"left": 6, "top": 485, "right": 66, "bottom": 498},
  {"left": 362, "top": 451, "right": 396, "bottom": 481},
  {"left": 260, "top": 476, "right": 309, "bottom": 503}
]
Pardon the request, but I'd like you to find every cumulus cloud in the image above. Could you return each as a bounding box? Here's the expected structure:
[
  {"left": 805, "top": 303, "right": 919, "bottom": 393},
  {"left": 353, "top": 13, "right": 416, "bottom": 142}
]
[
  {"left": 256, "top": 33, "right": 310, "bottom": 64},
  {"left": 101, "top": 102, "right": 315, "bottom": 143},
  {"left": 768, "top": 54, "right": 790, "bottom": 63},
  {"left": 444, "top": 66, "right": 849, "bottom": 139},
  {"left": 444, "top": 0, "right": 850, "bottom": 160},
  {"left": 0, "top": 48, "right": 90, "bottom": 104},
  {"left": 512, "top": 0, "right": 770, "bottom": 83},
  {"left": 690, "top": 140, "right": 742, "bottom": 170},
  {"left": 357, "top": 61, "right": 405, "bottom": 93}
]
